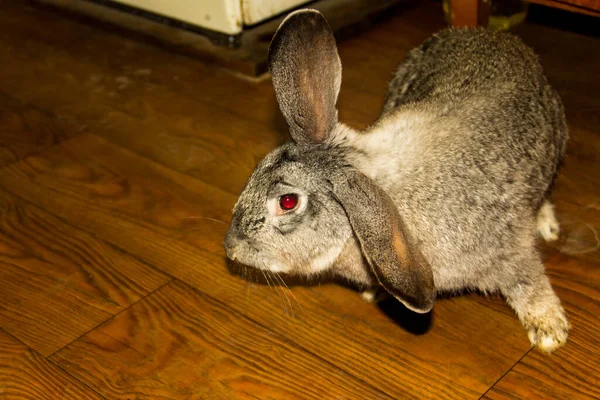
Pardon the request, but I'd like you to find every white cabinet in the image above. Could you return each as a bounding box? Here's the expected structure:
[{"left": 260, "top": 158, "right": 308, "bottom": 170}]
[
  {"left": 242, "top": 0, "right": 312, "bottom": 25},
  {"left": 113, "top": 0, "right": 311, "bottom": 35}
]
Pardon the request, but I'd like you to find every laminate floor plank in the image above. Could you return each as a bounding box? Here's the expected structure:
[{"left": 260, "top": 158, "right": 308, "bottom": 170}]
[
  {"left": 0, "top": 328, "right": 104, "bottom": 399},
  {"left": 51, "top": 281, "right": 394, "bottom": 400},
  {"left": 0, "top": 187, "right": 170, "bottom": 356},
  {"left": 0, "top": 3, "right": 278, "bottom": 196},
  {"left": 0, "top": 92, "right": 84, "bottom": 169}
]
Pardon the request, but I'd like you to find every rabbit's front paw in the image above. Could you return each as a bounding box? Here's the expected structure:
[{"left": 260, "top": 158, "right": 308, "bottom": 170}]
[{"left": 527, "top": 306, "right": 569, "bottom": 353}]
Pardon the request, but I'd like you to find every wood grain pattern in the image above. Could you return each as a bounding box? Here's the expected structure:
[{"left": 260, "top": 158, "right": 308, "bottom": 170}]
[
  {"left": 0, "top": 329, "right": 103, "bottom": 399},
  {"left": 0, "top": 187, "right": 170, "bottom": 356},
  {"left": 51, "top": 281, "right": 393, "bottom": 400},
  {"left": 561, "top": 0, "right": 600, "bottom": 9},
  {"left": 0, "top": 1, "right": 437, "bottom": 195},
  {"left": 0, "top": 92, "right": 84, "bottom": 169},
  {"left": 530, "top": 0, "right": 600, "bottom": 14},
  {"left": 0, "top": 2, "right": 277, "bottom": 195},
  {"left": 528, "top": 0, "right": 600, "bottom": 16}
]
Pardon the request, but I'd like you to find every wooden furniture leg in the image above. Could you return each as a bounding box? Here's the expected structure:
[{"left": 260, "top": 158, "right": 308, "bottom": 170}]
[{"left": 450, "top": 0, "right": 490, "bottom": 26}]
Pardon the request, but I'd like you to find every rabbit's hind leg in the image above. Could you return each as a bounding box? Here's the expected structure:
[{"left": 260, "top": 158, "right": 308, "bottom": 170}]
[{"left": 537, "top": 200, "right": 560, "bottom": 242}]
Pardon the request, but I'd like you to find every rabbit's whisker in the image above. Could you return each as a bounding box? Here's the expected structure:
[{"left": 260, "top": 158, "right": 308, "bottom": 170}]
[
  {"left": 274, "top": 272, "right": 303, "bottom": 312},
  {"left": 242, "top": 139, "right": 259, "bottom": 171},
  {"left": 269, "top": 271, "right": 294, "bottom": 318},
  {"left": 262, "top": 269, "right": 290, "bottom": 317},
  {"left": 270, "top": 271, "right": 295, "bottom": 318},
  {"left": 181, "top": 216, "right": 228, "bottom": 225}
]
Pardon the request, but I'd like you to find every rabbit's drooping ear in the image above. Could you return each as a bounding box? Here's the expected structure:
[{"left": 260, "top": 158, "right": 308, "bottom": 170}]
[
  {"left": 332, "top": 171, "right": 435, "bottom": 313},
  {"left": 268, "top": 10, "right": 341, "bottom": 144}
]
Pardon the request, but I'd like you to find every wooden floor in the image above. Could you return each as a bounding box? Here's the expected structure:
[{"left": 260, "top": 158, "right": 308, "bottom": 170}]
[{"left": 0, "top": 1, "right": 598, "bottom": 399}]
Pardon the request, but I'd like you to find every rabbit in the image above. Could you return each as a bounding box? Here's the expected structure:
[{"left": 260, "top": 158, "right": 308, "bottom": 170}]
[{"left": 224, "top": 9, "right": 569, "bottom": 353}]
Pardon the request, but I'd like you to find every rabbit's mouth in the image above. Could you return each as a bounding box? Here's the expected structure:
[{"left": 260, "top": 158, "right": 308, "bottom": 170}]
[{"left": 225, "top": 238, "right": 290, "bottom": 274}]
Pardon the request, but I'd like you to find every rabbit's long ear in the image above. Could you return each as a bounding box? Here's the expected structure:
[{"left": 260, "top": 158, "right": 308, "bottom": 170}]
[
  {"left": 331, "top": 171, "right": 435, "bottom": 313},
  {"left": 268, "top": 9, "right": 341, "bottom": 144}
]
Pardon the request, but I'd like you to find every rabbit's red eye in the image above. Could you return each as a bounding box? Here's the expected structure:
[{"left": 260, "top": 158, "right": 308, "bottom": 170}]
[{"left": 279, "top": 194, "right": 298, "bottom": 211}]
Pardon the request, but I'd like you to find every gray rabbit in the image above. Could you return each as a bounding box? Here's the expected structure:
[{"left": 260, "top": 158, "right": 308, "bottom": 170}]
[{"left": 224, "top": 10, "right": 569, "bottom": 353}]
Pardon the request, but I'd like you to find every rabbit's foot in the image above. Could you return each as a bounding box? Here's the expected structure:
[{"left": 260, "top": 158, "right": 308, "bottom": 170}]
[
  {"left": 526, "top": 305, "right": 569, "bottom": 353},
  {"left": 502, "top": 269, "right": 569, "bottom": 354},
  {"left": 361, "top": 289, "right": 377, "bottom": 302},
  {"left": 537, "top": 200, "right": 559, "bottom": 242},
  {"left": 360, "top": 288, "right": 389, "bottom": 303}
]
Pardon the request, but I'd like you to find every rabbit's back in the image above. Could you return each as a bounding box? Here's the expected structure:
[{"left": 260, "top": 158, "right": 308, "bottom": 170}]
[
  {"left": 355, "top": 28, "right": 568, "bottom": 290},
  {"left": 384, "top": 29, "right": 547, "bottom": 111},
  {"left": 379, "top": 28, "right": 567, "bottom": 213}
]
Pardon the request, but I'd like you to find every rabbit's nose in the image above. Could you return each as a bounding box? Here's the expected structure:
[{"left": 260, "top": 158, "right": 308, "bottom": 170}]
[
  {"left": 223, "top": 230, "right": 237, "bottom": 258},
  {"left": 224, "top": 227, "right": 247, "bottom": 260}
]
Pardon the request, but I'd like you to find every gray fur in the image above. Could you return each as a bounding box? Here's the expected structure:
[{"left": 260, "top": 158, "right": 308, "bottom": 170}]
[{"left": 224, "top": 10, "right": 569, "bottom": 352}]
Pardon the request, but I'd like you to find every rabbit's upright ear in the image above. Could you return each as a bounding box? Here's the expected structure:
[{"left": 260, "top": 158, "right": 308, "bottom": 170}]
[
  {"left": 331, "top": 171, "right": 435, "bottom": 313},
  {"left": 268, "top": 10, "right": 341, "bottom": 144}
]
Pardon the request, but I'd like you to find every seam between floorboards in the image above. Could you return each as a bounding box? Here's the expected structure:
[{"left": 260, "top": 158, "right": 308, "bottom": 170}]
[
  {"left": 478, "top": 347, "right": 533, "bottom": 399},
  {"left": 0, "top": 88, "right": 259, "bottom": 200},
  {"left": 2, "top": 146, "right": 499, "bottom": 400},
  {"left": 0, "top": 89, "right": 90, "bottom": 173},
  {"left": 48, "top": 270, "right": 393, "bottom": 399},
  {"left": 42, "top": 279, "right": 175, "bottom": 399},
  {"left": 0, "top": 182, "right": 181, "bottom": 359},
  {"left": 0, "top": 327, "right": 110, "bottom": 400},
  {"left": 2, "top": 143, "right": 415, "bottom": 399},
  {"left": 4, "top": 0, "right": 391, "bottom": 130},
  {"left": 0, "top": 133, "right": 88, "bottom": 177},
  {"left": 4, "top": 180, "right": 443, "bottom": 400},
  {"left": 46, "top": 279, "right": 174, "bottom": 359},
  {"left": 176, "top": 279, "right": 396, "bottom": 400}
]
